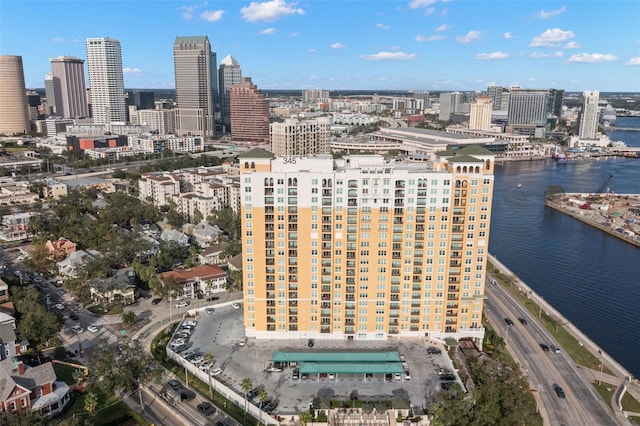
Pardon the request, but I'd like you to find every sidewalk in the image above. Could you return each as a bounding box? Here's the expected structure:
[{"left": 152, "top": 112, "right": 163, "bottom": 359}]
[{"left": 489, "top": 254, "right": 639, "bottom": 421}]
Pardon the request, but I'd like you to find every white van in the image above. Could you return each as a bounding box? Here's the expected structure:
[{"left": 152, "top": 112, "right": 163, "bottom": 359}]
[{"left": 238, "top": 336, "right": 248, "bottom": 347}]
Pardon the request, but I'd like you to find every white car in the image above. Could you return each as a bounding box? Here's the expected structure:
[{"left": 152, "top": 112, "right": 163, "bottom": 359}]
[
  {"left": 231, "top": 303, "right": 241, "bottom": 310},
  {"left": 54, "top": 303, "right": 65, "bottom": 310},
  {"left": 71, "top": 325, "right": 83, "bottom": 333},
  {"left": 170, "top": 339, "right": 185, "bottom": 348},
  {"left": 183, "top": 320, "right": 197, "bottom": 327},
  {"left": 210, "top": 367, "right": 222, "bottom": 376},
  {"left": 199, "top": 361, "right": 213, "bottom": 371},
  {"left": 176, "top": 301, "right": 189, "bottom": 308},
  {"left": 87, "top": 325, "right": 99, "bottom": 333}
]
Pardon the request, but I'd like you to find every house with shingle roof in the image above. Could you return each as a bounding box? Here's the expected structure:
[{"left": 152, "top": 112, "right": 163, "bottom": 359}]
[
  {"left": 0, "top": 357, "right": 70, "bottom": 416},
  {"left": 158, "top": 265, "right": 227, "bottom": 300},
  {"left": 0, "top": 313, "right": 19, "bottom": 361}
]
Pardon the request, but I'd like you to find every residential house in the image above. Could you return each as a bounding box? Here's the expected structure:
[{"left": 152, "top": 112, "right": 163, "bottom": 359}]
[
  {"left": 0, "top": 182, "right": 39, "bottom": 206},
  {"left": 227, "top": 253, "right": 243, "bottom": 273},
  {"left": 198, "top": 243, "right": 227, "bottom": 266},
  {"left": 188, "top": 223, "right": 222, "bottom": 247},
  {"left": 56, "top": 249, "right": 101, "bottom": 278},
  {"left": 0, "top": 313, "right": 19, "bottom": 360},
  {"left": 88, "top": 268, "right": 136, "bottom": 306},
  {"left": 158, "top": 265, "right": 227, "bottom": 300},
  {"left": 45, "top": 238, "right": 77, "bottom": 261},
  {"left": 41, "top": 178, "right": 68, "bottom": 199},
  {"left": 0, "top": 213, "right": 34, "bottom": 242},
  {"left": 160, "top": 229, "right": 190, "bottom": 247},
  {"left": 0, "top": 358, "right": 71, "bottom": 416},
  {"left": 0, "top": 280, "right": 8, "bottom": 303}
]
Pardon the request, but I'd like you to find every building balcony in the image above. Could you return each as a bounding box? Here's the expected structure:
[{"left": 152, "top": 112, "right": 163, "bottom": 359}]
[
  {"left": 267, "top": 308, "right": 276, "bottom": 315},
  {"left": 289, "top": 300, "right": 298, "bottom": 307},
  {"left": 267, "top": 325, "right": 276, "bottom": 331},
  {"left": 289, "top": 324, "right": 298, "bottom": 331},
  {"left": 266, "top": 316, "right": 275, "bottom": 323}
]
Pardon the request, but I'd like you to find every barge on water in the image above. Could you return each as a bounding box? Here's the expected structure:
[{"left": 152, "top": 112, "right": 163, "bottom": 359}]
[{"left": 544, "top": 192, "right": 640, "bottom": 248}]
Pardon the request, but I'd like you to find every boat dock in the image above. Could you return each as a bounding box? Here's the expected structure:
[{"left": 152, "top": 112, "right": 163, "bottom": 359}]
[{"left": 544, "top": 193, "right": 640, "bottom": 248}]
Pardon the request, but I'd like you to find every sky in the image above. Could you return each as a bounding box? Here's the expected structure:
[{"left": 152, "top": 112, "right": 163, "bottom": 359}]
[{"left": 1, "top": 0, "right": 639, "bottom": 92}]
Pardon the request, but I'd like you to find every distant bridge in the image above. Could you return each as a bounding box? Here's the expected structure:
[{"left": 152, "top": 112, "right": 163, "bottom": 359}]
[{"left": 606, "top": 127, "right": 640, "bottom": 132}]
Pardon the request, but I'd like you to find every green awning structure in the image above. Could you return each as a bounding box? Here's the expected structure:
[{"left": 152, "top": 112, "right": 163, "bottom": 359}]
[{"left": 298, "top": 362, "right": 404, "bottom": 375}]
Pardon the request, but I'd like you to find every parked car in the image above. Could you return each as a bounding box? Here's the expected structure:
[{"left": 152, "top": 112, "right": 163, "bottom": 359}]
[
  {"left": 553, "top": 384, "right": 566, "bottom": 398},
  {"left": 69, "top": 313, "right": 79, "bottom": 321},
  {"left": 197, "top": 402, "right": 216, "bottom": 416},
  {"left": 151, "top": 298, "right": 162, "bottom": 305},
  {"left": 210, "top": 367, "right": 223, "bottom": 376},
  {"left": 292, "top": 368, "right": 299, "bottom": 380},
  {"left": 238, "top": 336, "right": 248, "bottom": 347},
  {"left": 87, "top": 325, "right": 99, "bottom": 333},
  {"left": 394, "top": 372, "right": 402, "bottom": 380},
  {"left": 180, "top": 389, "right": 196, "bottom": 401},
  {"left": 71, "top": 325, "right": 83, "bottom": 333},
  {"left": 176, "top": 301, "right": 189, "bottom": 308},
  {"left": 54, "top": 303, "right": 65, "bottom": 310},
  {"left": 167, "top": 379, "right": 181, "bottom": 390},
  {"left": 183, "top": 320, "right": 197, "bottom": 327},
  {"left": 426, "top": 346, "right": 442, "bottom": 355},
  {"left": 404, "top": 370, "right": 411, "bottom": 380},
  {"left": 205, "top": 307, "right": 215, "bottom": 314},
  {"left": 231, "top": 302, "right": 241, "bottom": 310}
]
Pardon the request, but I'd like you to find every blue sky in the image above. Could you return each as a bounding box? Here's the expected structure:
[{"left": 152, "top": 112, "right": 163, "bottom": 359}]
[{"left": 1, "top": 0, "right": 639, "bottom": 92}]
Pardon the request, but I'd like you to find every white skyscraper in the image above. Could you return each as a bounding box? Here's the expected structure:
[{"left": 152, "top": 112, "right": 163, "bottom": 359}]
[
  {"left": 578, "top": 90, "right": 600, "bottom": 140},
  {"left": 218, "top": 55, "right": 242, "bottom": 131},
  {"left": 85, "top": 38, "right": 126, "bottom": 124}
]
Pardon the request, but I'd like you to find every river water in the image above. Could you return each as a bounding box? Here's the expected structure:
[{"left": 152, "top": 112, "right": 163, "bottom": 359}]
[{"left": 489, "top": 116, "right": 640, "bottom": 378}]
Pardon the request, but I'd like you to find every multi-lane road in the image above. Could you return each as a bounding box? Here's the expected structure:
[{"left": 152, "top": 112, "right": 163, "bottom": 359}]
[{"left": 485, "top": 279, "right": 621, "bottom": 426}]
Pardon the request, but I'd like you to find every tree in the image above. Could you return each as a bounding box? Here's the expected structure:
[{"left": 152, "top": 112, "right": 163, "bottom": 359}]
[
  {"left": 203, "top": 352, "right": 215, "bottom": 399},
  {"left": 84, "top": 392, "right": 98, "bottom": 418},
  {"left": 121, "top": 311, "right": 137, "bottom": 327},
  {"left": 228, "top": 269, "right": 243, "bottom": 292},
  {"left": 11, "top": 285, "right": 62, "bottom": 347},
  {"left": 257, "top": 388, "right": 269, "bottom": 423},
  {"left": 240, "top": 377, "right": 253, "bottom": 414},
  {"left": 299, "top": 411, "right": 314, "bottom": 425},
  {"left": 25, "top": 242, "right": 54, "bottom": 275}
]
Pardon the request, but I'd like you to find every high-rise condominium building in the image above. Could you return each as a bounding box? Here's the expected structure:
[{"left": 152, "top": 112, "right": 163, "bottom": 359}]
[
  {"left": 86, "top": 38, "right": 126, "bottom": 124},
  {"left": 547, "top": 88, "right": 564, "bottom": 118},
  {"left": 438, "top": 92, "right": 463, "bottom": 121},
  {"left": 578, "top": 91, "right": 600, "bottom": 140},
  {"left": 239, "top": 146, "right": 495, "bottom": 345},
  {"left": 218, "top": 55, "right": 242, "bottom": 131},
  {"left": 229, "top": 77, "right": 269, "bottom": 144},
  {"left": 507, "top": 89, "right": 549, "bottom": 126},
  {"left": 302, "top": 90, "right": 330, "bottom": 103},
  {"left": 469, "top": 96, "right": 492, "bottom": 131},
  {"left": 270, "top": 116, "right": 331, "bottom": 156},
  {"left": 487, "top": 86, "right": 506, "bottom": 111},
  {"left": 173, "top": 36, "right": 216, "bottom": 140},
  {"left": 50, "top": 56, "right": 89, "bottom": 119},
  {"left": 44, "top": 73, "right": 57, "bottom": 116},
  {"left": 0, "top": 55, "right": 30, "bottom": 135},
  {"left": 413, "top": 91, "right": 430, "bottom": 109}
]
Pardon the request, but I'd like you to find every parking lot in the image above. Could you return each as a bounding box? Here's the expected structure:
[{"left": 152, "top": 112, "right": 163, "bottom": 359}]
[{"left": 171, "top": 303, "right": 461, "bottom": 415}]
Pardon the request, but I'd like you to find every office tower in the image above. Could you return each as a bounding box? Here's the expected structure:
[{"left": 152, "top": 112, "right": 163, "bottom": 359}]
[
  {"left": 438, "top": 92, "right": 463, "bottom": 121},
  {"left": 239, "top": 147, "right": 495, "bottom": 344},
  {"left": 133, "top": 91, "right": 155, "bottom": 109},
  {"left": 0, "top": 55, "right": 30, "bottom": 135},
  {"left": 578, "top": 90, "right": 600, "bottom": 140},
  {"left": 229, "top": 77, "right": 269, "bottom": 144},
  {"left": 302, "top": 90, "right": 330, "bottom": 103},
  {"left": 413, "top": 91, "right": 430, "bottom": 109},
  {"left": 44, "top": 73, "right": 57, "bottom": 115},
  {"left": 507, "top": 89, "right": 549, "bottom": 126},
  {"left": 50, "top": 56, "right": 89, "bottom": 119},
  {"left": 487, "top": 86, "right": 506, "bottom": 111},
  {"left": 270, "top": 116, "right": 331, "bottom": 156},
  {"left": 26, "top": 91, "right": 41, "bottom": 121},
  {"left": 547, "top": 88, "right": 564, "bottom": 118},
  {"left": 173, "top": 35, "right": 216, "bottom": 140},
  {"left": 218, "top": 55, "right": 242, "bottom": 132},
  {"left": 469, "top": 96, "right": 492, "bottom": 131},
  {"left": 86, "top": 38, "right": 126, "bottom": 123}
]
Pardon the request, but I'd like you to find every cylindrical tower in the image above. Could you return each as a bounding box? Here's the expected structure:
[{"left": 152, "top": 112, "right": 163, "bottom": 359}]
[{"left": 0, "top": 55, "right": 30, "bottom": 135}]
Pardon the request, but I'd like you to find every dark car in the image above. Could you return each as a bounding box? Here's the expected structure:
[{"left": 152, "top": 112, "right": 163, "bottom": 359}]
[
  {"left": 540, "top": 343, "right": 550, "bottom": 352},
  {"left": 151, "top": 298, "right": 162, "bottom": 305},
  {"left": 167, "top": 379, "right": 181, "bottom": 390},
  {"left": 180, "top": 389, "right": 196, "bottom": 401},
  {"left": 553, "top": 384, "right": 566, "bottom": 398},
  {"left": 197, "top": 402, "right": 216, "bottom": 416},
  {"left": 505, "top": 318, "right": 514, "bottom": 326},
  {"left": 426, "top": 346, "right": 442, "bottom": 355},
  {"left": 69, "top": 313, "right": 79, "bottom": 321},
  {"left": 518, "top": 318, "right": 528, "bottom": 325},
  {"left": 307, "top": 339, "right": 314, "bottom": 348}
]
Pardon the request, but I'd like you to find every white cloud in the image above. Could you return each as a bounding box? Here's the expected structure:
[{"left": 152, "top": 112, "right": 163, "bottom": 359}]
[
  {"left": 376, "top": 23, "right": 390, "bottom": 30},
  {"left": 627, "top": 57, "right": 640, "bottom": 66},
  {"left": 530, "top": 51, "right": 563, "bottom": 58},
  {"left": 475, "top": 52, "right": 510, "bottom": 60},
  {"left": 408, "top": 0, "right": 436, "bottom": 9},
  {"left": 529, "top": 28, "right": 575, "bottom": 48},
  {"left": 52, "top": 37, "right": 78, "bottom": 43},
  {"left": 260, "top": 27, "right": 277, "bottom": 35},
  {"left": 424, "top": 7, "right": 435, "bottom": 15},
  {"left": 289, "top": 32, "right": 299, "bottom": 37},
  {"left": 240, "top": 0, "right": 304, "bottom": 23},
  {"left": 179, "top": 5, "right": 196, "bottom": 20},
  {"left": 123, "top": 67, "right": 142, "bottom": 76},
  {"left": 456, "top": 30, "right": 485, "bottom": 44},
  {"left": 441, "top": 8, "right": 448, "bottom": 17},
  {"left": 435, "top": 24, "right": 452, "bottom": 32},
  {"left": 200, "top": 10, "right": 224, "bottom": 22},
  {"left": 529, "top": 77, "right": 537, "bottom": 82},
  {"left": 504, "top": 32, "right": 513, "bottom": 39},
  {"left": 331, "top": 42, "right": 345, "bottom": 49},
  {"left": 360, "top": 51, "right": 417, "bottom": 61},
  {"left": 415, "top": 34, "right": 446, "bottom": 42},
  {"left": 536, "top": 6, "right": 567, "bottom": 19},
  {"left": 568, "top": 53, "right": 618, "bottom": 63},
  {"left": 564, "top": 41, "right": 581, "bottom": 49},
  {"left": 308, "top": 48, "right": 316, "bottom": 54}
]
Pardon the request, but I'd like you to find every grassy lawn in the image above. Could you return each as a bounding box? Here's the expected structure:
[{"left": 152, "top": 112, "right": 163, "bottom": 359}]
[
  {"left": 88, "top": 304, "right": 124, "bottom": 315},
  {"left": 482, "top": 315, "right": 517, "bottom": 367},
  {"left": 53, "top": 362, "right": 85, "bottom": 385},
  {"left": 592, "top": 381, "right": 616, "bottom": 412},
  {"left": 622, "top": 391, "right": 640, "bottom": 413},
  {"left": 489, "top": 263, "right": 614, "bottom": 375},
  {"left": 60, "top": 388, "right": 147, "bottom": 426},
  {"left": 630, "top": 416, "right": 640, "bottom": 425}
]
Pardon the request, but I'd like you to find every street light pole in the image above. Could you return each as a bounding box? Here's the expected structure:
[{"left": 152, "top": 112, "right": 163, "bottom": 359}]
[{"left": 598, "top": 350, "right": 604, "bottom": 385}]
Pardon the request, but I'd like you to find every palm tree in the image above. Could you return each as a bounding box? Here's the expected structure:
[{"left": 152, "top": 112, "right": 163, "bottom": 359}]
[
  {"left": 240, "top": 377, "right": 253, "bottom": 415},
  {"left": 257, "top": 388, "right": 269, "bottom": 424},
  {"left": 204, "top": 352, "right": 215, "bottom": 399},
  {"left": 299, "top": 411, "right": 314, "bottom": 425}
]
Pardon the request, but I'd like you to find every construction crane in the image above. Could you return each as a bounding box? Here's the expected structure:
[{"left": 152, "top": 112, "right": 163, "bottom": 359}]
[{"left": 581, "top": 174, "right": 613, "bottom": 210}]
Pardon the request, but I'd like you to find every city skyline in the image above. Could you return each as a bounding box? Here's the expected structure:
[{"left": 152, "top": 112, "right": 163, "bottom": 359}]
[{"left": 1, "top": 1, "right": 639, "bottom": 92}]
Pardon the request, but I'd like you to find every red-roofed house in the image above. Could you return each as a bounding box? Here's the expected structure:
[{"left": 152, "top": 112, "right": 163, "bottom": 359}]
[
  {"left": 45, "top": 238, "right": 77, "bottom": 261},
  {"left": 158, "top": 265, "right": 228, "bottom": 299}
]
